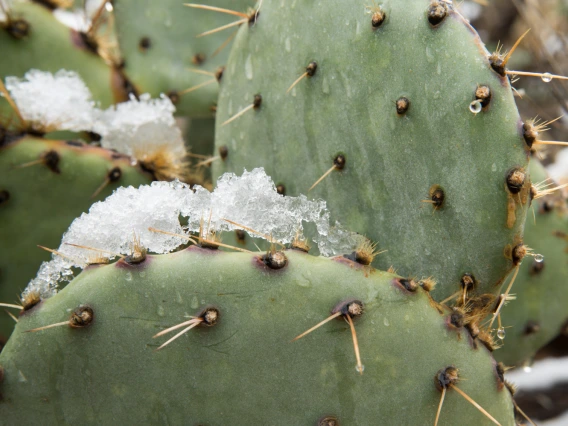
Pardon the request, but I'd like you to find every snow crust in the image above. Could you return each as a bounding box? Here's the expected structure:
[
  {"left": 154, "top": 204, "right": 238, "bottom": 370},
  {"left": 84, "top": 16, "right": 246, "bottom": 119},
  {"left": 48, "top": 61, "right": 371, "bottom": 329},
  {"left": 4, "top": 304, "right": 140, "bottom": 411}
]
[
  {"left": 5, "top": 70, "right": 97, "bottom": 132},
  {"left": 94, "top": 94, "right": 185, "bottom": 159},
  {"left": 3, "top": 70, "right": 185, "bottom": 160},
  {"left": 23, "top": 169, "right": 357, "bottom": 300}
]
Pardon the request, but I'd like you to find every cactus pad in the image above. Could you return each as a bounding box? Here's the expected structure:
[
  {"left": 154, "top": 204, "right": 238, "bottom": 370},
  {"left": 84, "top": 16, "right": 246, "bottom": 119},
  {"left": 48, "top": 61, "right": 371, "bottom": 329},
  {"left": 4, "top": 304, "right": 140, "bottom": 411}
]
[
  {"left": 0, "top": 249, "right": 514, "bottom": 424},
  {"left": 213, "top": 0, "right": 530, "bottom": 301}
]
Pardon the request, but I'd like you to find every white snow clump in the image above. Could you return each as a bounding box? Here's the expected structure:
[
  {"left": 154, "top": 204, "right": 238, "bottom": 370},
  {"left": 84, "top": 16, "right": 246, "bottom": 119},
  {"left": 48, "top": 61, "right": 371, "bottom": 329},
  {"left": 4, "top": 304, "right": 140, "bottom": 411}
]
[
  {"left": 5, "top": 69, "right": 98, "bottom": 132},
  {"left": 23, "top": 168, "right": 358, "bottom": 300},
  {"left": 3, "top": 69, "right": 185, "bottom": 162},
  {"left": 94, "top": 93, "right": 185, "bottom": 159}
]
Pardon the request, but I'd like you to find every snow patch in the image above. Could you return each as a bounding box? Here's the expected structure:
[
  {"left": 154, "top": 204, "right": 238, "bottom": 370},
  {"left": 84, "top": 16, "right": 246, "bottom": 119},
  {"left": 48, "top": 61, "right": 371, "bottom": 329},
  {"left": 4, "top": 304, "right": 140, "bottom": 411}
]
[
  {"left": 5, "top": 69, "right": 98, "bottom": 132},
  {"left": 23, "top": 168, "right": 357, "bottom": 300}
]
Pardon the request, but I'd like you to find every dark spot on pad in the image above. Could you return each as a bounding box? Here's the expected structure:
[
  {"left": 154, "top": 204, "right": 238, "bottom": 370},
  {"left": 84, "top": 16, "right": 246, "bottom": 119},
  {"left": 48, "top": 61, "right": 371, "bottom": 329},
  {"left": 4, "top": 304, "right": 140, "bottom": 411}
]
[
  {"left": 522, "top": 122, "right": 538, "bottom": 149},
  {"left": 0, "top": 190, "right": 10, "bottom": 206},
  {"left": 331, "top": 299, "right": 364, "bottom": 318},
  {"left": 167, "top": 90, "right": 180, "bottom": 105},
  {"left": 427, "top": 2, "right": 448, "bottom": 27},
  {"left": 219, "top": 145, "right": 229, "bottom": 160},
  {"left": 489, "top": 53, "right": 506, "bottom": 77},
  {"left": 139, "top": 36, "right": 151, "bottom": 52},
  {"left": 108, "top": 167, "right": 122, "bottom": 182},
  {"left": 435, "top": 366, "right": 459, "bottom": 391},
  {"left": 248, "top": 10, "right": 259, "bottom": 24},
  {"left": 276, "top": 184, "right": 286, "bottom": 196},
  {"left": 318, "top": 416, "right": 340, "bottom": 426},
  {"left": 65, "top": 140, "right": 84, "bottom": 147},
  {"left": 86, "top": 131, "right": 102, "bottom": 142},
  {"left": 261, "top": 251, "right": 288, "bottom": 270},
  {"left": 495, "top": 362, "right": 506, "bottom": 384},
  {"left": 460, "top": 273, "right": 476, "bottom": 291},
  {"left": 371, "top": 8, "right": 386, "bottom": 28},
  {"left": 449, "top": 308, "right": 465, "bottom": 328},
  {"left": 69, "top": 306, "right": 94, "bottom": 328},
  {"left": 512, "top": 243, "right": 526, "bottom": 265},
  {"left": 198, "top": 306, "right": 219, "bottom": 327},
  {"left": 253, "top": 94, "right": 262, "bottom": 109},
  {"left": 192, "top": 53, "right": 206, "bottom": 65},
  {"left": 306, "top": 61, "right": 318, "bottom": 77},
  {"left": 79, "top": 31, "right": 99, "bottom": 54},
  {"left": 5, "top": 19, "right": 30, "bottom": 39},
  {"left": 235, "top": 229, "right": 246, "bottom": 243},
  {"left": 333, "top": 154, "right": 346, "bottom": 170},
  {"left": 42, "top": 150, "right": 60, "bottom": 174},
  {"left": 506, "top": 168, "right": 525, "bottom": 194},
  {"left": 475, "top": 85, "right": 492, "bottom": 108},
  {"left": 215, "top": 66, "right": 225, "bottom": 82},
  {"left": 394, "top": 278, "right": 417, "bottom": 293},
  {"left": 396, "top": 97, "right": 410, "bottom": 115},
  {"left": 523, "top": 321, "right": 540, "bottom": 335}
]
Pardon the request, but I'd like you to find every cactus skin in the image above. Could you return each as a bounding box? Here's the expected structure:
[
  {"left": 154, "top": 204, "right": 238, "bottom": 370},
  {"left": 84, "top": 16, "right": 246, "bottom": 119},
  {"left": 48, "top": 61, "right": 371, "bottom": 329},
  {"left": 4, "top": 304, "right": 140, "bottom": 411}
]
[
  {"left": 113, "top": 0, "right": 252, "bottom": 117},
  {"left": 0, "top": 137, "right": 152, "bottom": 340},
  {"left": 0, "top": 1, "right": 119, "bottom": 117},
  {"left": 0, "top": 249, "right": 514, "bottom": 424},
  {"left": 496, "top": 160, "right": 568, "bottom": 367},
  {"left": 213, "top": 0, "right": 530, "bottom": 301}
]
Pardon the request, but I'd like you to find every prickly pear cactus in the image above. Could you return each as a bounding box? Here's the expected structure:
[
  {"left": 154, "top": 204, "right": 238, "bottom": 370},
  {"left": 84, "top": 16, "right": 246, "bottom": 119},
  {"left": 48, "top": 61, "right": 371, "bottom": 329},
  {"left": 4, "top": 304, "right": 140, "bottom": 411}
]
[
  {"left": 0, "top": 249, "right": 515, "bottom": 424},
  {"left": 113, "top": 0, "right": 252, "bottom": 117},
  {"left": 0, "top": 1, "right": 118, "bottom": 116},
  {"left": 496, "top": 159, "right": 568, "bottom": 367},
  {"left": 0, "top": 137, "right": 151, "bottom": 340},
  {"left": 213, "top": 0, "right": 530, "bottom": 301}
]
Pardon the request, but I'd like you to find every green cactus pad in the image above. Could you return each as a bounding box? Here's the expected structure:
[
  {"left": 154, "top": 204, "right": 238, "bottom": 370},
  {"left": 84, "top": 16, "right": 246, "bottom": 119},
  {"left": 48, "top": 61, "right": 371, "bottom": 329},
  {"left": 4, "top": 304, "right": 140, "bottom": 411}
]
[
  {"left": 0, "top": 137, "right": 151, "bottom": 340},
  {"left": 0, "top": 249, "right": 514, "bottom": 424},
  {"left": 0, "top": 1, "right": 117, "bottom": 117},
  {"left": 496, "top": 160, "right": 568, "bottom": 366},
  {"left": 213, "top": 0, "right": 530, "bottom": 301},
  {"left": 113, "top": 0, "right": 253, "bottom": 117}
]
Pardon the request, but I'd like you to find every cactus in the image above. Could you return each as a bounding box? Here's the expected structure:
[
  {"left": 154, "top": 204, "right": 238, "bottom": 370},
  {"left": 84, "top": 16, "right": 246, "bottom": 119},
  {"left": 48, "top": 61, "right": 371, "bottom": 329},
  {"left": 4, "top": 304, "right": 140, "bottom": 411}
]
[
  {"left": 496, "top": 159, "right": 568, "bottom": 367},
  {"left": 0, "top": 136, "right": 152, "bottom": 340},
  {"left": 0, "top": 1, "right": 120, "bottom": 118},
  {"left": 0, "top": 248, "right": 515, "bottom": 424},
  {"left": 213, "top": 0, "right": 531, "bottom": 301},
  {"left": 112, "top": 0, "right": 253, "bottom": 117}
]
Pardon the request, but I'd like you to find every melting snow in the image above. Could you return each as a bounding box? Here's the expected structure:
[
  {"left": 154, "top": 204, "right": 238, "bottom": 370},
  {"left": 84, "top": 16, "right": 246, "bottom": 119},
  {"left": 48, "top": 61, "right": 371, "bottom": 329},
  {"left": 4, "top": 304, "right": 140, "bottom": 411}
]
[
  {"left": 23, "top": 169, "right": 358, "bottom": 300},
  {"left": 4, "top": 70, "right": 98, "bottom": 132}
]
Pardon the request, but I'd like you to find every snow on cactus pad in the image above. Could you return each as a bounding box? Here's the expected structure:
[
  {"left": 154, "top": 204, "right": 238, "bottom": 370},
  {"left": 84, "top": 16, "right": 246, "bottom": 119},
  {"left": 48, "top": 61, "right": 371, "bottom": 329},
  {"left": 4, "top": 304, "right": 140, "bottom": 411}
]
[
  {"left": 213, "top": 0, "right": 531, "bottom": 301},
  {"left": 22, "top": 168, "right": 358, "bottom": 300}
]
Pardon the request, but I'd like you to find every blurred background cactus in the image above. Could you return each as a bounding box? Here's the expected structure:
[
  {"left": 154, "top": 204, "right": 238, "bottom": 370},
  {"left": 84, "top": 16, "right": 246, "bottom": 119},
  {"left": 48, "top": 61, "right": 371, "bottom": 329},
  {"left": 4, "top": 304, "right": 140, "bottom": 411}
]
[{"left": 0, "top": 0, "right": 567, "bottom": 424}]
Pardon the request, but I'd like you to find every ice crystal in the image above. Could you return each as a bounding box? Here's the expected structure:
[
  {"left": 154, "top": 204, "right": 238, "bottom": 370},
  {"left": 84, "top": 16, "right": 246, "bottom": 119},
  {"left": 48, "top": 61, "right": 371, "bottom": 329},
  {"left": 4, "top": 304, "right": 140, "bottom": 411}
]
[
  {"left": 4, "top": 69, "right": 98, "bottom": 132},
  {"left": 23, "top": 169, "right": 358, "bottom": 300}
]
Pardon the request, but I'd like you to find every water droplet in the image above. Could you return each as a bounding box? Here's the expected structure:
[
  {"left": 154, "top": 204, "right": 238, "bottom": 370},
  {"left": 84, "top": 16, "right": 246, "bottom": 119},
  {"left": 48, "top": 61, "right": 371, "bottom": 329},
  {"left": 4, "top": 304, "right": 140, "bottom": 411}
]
[
  {"left": 541, "top": 72, "right": 553, "bottom": 83},
  {"left": 523, "top": 365, "right": 532, "bottom": 373},
  {"left": 383, "top": 317, "right": 390, "bottom": 327},
  {"left": 157, "top": 305, "right": 165, "bottom": 317},
  {"left": 522, "top": 358, "right": 534, "bottom": 373},
  {"left": 497, "top": 327, "right": 506, "bottom": 340},
  {"left": 124, "top": 272, "right": 132, "bottom": 281},
  {"left": 244, "top": 54, "right": 253, "bottom": 80},
  {"left": 356, "top": 364, "right": 365, "bottom": 373},
  {"left": 18, "top": 370, "right": 27, "bottom": 382},
  {"left": 491, "top": 163, "right": 497, "bottom": 172},
  {"left": 469, "top": 100, "right": 482, "bottom": 114},
  {"left": 534, "top": 254, "right": 544, "bottom": 263},
  {"left": 284, "top": 37, "right": 291, "bottom": 52}
]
